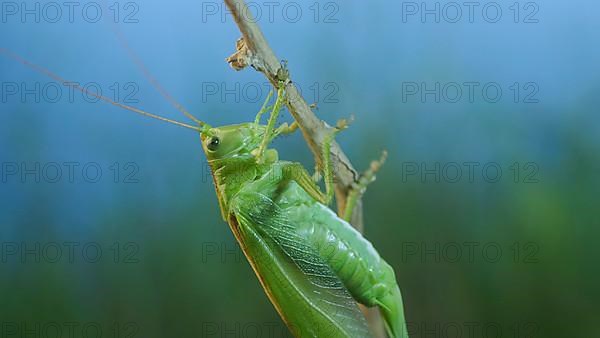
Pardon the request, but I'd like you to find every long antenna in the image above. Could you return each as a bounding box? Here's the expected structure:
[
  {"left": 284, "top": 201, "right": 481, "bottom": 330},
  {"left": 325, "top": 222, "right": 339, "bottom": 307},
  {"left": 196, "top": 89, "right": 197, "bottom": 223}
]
[
  {"left": 108, "top": 23, "right": 204, "bottom": 126},
  {"left": 0, "top": 48, "right": 202, "bottom": 132}
]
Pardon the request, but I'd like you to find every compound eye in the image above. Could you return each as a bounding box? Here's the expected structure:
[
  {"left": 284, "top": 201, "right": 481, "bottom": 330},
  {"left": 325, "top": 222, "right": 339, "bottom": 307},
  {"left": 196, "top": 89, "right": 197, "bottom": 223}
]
[{"left": 207, "top": 136, "right": 220, "bottom": 151}]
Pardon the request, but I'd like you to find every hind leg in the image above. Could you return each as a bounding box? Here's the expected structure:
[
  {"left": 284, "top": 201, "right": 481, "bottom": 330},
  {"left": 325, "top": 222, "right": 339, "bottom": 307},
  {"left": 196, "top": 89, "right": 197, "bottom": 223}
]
[
  {"left": 318, "top": 119, "right": 350, "bottom": 204},
  {"left": 342, "top": 150, "right": 387, "bottom": 222}
]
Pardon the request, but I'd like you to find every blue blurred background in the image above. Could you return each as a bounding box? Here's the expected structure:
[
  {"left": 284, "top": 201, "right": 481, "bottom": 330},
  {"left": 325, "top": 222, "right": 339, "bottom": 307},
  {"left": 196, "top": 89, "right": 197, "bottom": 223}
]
[{"left": 1, "top": 0, "right": 598, "bottom": 337}]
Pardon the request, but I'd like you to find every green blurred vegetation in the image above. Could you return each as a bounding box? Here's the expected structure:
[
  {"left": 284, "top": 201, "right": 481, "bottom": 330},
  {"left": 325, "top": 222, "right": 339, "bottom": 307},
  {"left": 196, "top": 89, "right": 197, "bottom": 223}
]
[{"left": 1, "top": 105, "right": 598, "bottom": 337}]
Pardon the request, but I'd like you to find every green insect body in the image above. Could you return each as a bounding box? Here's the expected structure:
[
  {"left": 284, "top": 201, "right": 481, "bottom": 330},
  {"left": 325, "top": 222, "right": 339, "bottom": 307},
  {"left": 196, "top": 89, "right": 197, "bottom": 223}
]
[
  {"left": 2, "top": 49, "right": 407, "bottom": 338},
  {"left": 199, "top": 87, "right": 408, "bottom": 338}
]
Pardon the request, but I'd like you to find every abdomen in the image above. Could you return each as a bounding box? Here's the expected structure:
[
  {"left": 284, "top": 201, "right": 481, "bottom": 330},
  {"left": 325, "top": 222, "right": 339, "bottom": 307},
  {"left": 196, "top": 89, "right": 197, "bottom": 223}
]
[{"left": 276, "top": 182, "right": 408, "bottom": 337}]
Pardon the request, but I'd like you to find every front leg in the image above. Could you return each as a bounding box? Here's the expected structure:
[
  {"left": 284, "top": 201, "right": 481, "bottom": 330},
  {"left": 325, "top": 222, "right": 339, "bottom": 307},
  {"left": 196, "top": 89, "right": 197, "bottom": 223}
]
[
  {"left": 256, "top": 84, "right": 286, "bottom": 163},
  {"left": 253, "top": 89, "right": 274, "bottom": 125}
]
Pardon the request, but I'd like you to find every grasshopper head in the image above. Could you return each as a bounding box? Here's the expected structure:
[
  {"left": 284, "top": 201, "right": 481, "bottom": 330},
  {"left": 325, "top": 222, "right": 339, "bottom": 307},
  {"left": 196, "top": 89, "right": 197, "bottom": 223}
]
[{"left": 200, "top": 123, "right": 265, "bottom": 161}]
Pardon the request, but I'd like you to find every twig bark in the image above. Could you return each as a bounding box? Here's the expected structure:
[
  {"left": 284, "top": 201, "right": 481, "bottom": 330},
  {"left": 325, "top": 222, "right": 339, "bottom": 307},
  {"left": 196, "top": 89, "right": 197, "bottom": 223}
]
[{"left": 222, "top": 0, "right": 385, "bottom": 337}]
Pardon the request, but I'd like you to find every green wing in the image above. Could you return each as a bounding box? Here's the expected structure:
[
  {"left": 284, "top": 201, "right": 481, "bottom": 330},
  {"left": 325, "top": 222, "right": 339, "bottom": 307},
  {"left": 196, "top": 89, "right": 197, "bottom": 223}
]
[{"left": 230, "top": 191, "right": 371, "bottom": 338}]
